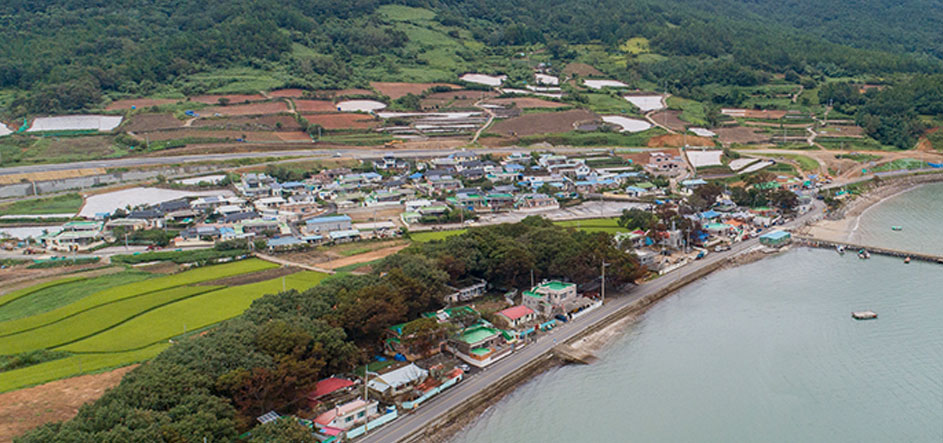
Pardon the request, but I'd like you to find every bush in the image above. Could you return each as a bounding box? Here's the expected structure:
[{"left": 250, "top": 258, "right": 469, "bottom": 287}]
[{"left": 27, "top": 257, "right": 100, "bottom": 268}]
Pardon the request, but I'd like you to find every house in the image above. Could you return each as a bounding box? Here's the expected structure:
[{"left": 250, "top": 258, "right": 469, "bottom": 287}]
[
  {"left": 636, "top": 249, "right": 665, "bottom": 272},
  {"left": 522, "top": 280, "right": 578, "bottom": 317},
  {"left": 448, "top": 325, "right": 511, "bottom": 367},
  {"left": 372, "top": 154, "right": 409, "bottom": 170},
  {"left": 306, "top": 215, "right": 352, "bottom": 234},
  {"left": 514, "top": 193, "right": 559, "bottom": 212},
  {"left": 444, "top": 278, "right": 488, "bottom": 304},
  {"left": 237, "top": 218, "right": 282, "bottom": 236},
  {"left": 307, "top": 377, "right": 355, "bottom": 409},
  {"left": 367, "top": 363, "right": 429, "bottom": 400},
  {"left": 495, "top": 305, "right": 536, "bottom": 329},
  {"left": 329, "top": 229, "right": 361, "bottom": 243},
  {"left": 759, "top": 230, "right": 791, "bottom": 247},
  {"left": 647, "top": 152, "right": 685, "bottom": 176},
  {"left": 314, "top": 398, "right": 378, "bottom": 431}
]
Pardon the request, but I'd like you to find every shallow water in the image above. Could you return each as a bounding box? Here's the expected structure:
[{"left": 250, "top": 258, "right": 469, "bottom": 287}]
[
  {"left": 850, "top": 182, "right": 943, "bottom": 255},
  {"left": 453, "top": 189, "right": 943, "bottom": 442}
]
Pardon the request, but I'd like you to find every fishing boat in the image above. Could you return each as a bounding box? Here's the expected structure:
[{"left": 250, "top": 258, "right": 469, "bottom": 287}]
[
  {"left": 891, "top": 226, "right": 903, "bottom": 231},
  {"left": 836, "top": 245, "right": 845, "bottom": 255},
  {"left": 852, "top": 310, "right": 878, "bottom": 320},
  {"left": 858, "top": 249, "right": 870, "bottom": 259},
  {"left": 904, "top": 257, "right": 911, "bottom": 264}
]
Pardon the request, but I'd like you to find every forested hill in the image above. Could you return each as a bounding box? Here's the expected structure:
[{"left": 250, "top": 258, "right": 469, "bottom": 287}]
[
  {"left": 1, "top": 0, "right": 941, "bottom": 115},
  {"left": 671, "top": 0, "right": 943, "bottom": 59}
]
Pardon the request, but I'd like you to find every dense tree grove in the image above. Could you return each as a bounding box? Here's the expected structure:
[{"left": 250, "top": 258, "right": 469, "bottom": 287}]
[{"left": 18, "top": 219, "right": 640, "bottom": 442}]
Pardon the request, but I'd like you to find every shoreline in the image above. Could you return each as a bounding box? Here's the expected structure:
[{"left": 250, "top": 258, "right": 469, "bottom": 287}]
[
  {"left": 800, "top": 172, "right": 943, "bottom": 244},
  {"left": 424, "top": 244, "right": 781, "bottom": 442}
]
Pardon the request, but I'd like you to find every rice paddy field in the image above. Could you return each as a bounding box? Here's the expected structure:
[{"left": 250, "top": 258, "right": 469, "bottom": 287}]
[{"left": 0, "top": 259, "right": 328, "bottom": 392}]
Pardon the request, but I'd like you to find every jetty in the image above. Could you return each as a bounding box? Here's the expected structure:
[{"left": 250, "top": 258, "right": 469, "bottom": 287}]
[
  {"left": 552, "top": 343, "right": 597, "bottom": 364},
  {"left": 795, "top": 236, "right": 943, "bottom": 264}
]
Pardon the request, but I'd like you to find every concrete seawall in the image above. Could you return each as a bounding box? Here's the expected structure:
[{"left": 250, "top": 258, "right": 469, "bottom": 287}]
[
  {"left": 400, "top": 249, "right": 743, "bottom": 442},
  {"left": 796, "top": 236, "right": 943, "bottom": 264}
]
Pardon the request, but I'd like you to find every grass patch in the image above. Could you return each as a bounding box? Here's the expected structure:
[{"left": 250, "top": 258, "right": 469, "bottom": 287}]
[
  {"left": 0, "top": 343, "right": 169, "bottom": 393},
  {"left": 0, "top": 193, "right": 83, "bottom": 216},
  {"left": 817, "top": 137, "right": 898, "bottom": 151},
  {"left": 517, "top": 128, "right": 662, "bottom": 147},
  {"left": 410, "top": 229, "right": 467, "bottom": 243},
  {"left": 667, "top": 96, "right": 708, "bottom": 126},
  {"left": 873, "top": 158, "right": 927, "bottom": 172},
  {"left": 0, "top": 349, "right": 71, "bottom": 372},
  {"left": 759, "top": 153, "right": 819, "bottom": 172},
  {"left": 59, "top": 271, "right": 328, "bottom": 353},
  {"left": 553, "top": 217, "right": 627, "bottom": 234},
  {"left": 0, "top": 270, "right": 153, "bottom": 322},
  {"left": 111, "top": 248, "right": 249, "bottom": 265},
  {"left": 583, "top": 93, "right": 636, "bottom": 114},
  {"left": 0, "top": 277, "right": 86, "bottom": 310},
  {"left": 319, "top": 132, "right": 394, "bottom": 146},
  {"left": 836, "top": 153, "right": 881, "bottom": 163}
]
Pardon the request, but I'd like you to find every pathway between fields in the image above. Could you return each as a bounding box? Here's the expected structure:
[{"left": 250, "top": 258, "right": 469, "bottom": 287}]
[
  {"left": 319, "top": 244, "right": 409, "bottom": 270},
  {"left": 253, "top": 253, "right": 335, "bottom": 274},
  {"left": 471, "top": 100, "right": 495, "bottom": 144}
]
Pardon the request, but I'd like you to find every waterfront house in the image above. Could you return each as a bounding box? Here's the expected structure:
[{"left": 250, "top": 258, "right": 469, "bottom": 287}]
[
  {"left": 448, "top": 325, "right": 511, "bottom": 368},
  {"left": 367, "top": 363, "right": 429, "bottom": 401},
  {"left": 495, "top": 305, "right": 537, "bottom": 329},
  {"left": 307, "top": 377, "right": 356, "bottom": 409},
  {"left": 444, "top": 278, "right": 488, "bottom": 304},
  {"left": 759, "top": 230, "right": 791, "bottom": 247},
  {"left": 314, "top": 398, "right": 378, "bottom": 431},
  {"left": 522, "top": 280, "right": 578, "bottom": 317}
]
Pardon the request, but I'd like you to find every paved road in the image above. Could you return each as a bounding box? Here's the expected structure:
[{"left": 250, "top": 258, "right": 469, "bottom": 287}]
[
  {"left": 362, "top": 204, "right": 824, "bottom": 443},
  {"left": 0, "top": 146, "right": 662, "bottom": 177}
]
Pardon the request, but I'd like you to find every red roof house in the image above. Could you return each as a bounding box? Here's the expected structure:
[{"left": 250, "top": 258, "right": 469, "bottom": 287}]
[{"left": 496, "top": 305, "right": 536, "bottom": 328}]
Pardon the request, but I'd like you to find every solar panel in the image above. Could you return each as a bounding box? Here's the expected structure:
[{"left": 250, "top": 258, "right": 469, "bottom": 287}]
[{"left": 257, "top": 411, "right": 280, "bottom": 424}]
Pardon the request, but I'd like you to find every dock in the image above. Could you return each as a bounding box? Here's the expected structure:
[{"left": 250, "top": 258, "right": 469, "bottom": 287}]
[{"left": 795, "top": 236, "right": 943, "bottom": 264}]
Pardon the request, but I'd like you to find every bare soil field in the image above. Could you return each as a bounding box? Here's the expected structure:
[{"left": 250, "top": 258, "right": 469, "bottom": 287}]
[
  {"left": 275, "top": 131, "right": 313, "bottom": 141},
  {"left": 563, "top": 63, "right": 605, "bottom": 77},
  {"left": 269, "top": 88, "right": 306, "bottom": 98},
  {"left": 620, "top": 148, "right": 681, "bottom": 165},
  {"left": 0, "top": 168, "right": 105, "bottom": 186},
  {"left": 817, "top": 125, "right": 865, "bottom": 137},
  {"left": 740, "top": 109, "right": 788, "bottom": 119},
  {"left": 320, "top": 244, "right": 409, "bottom": 270},
  {"left": 0, "top": 365, "right": 137, "bottom": 442},
  {"left": 313, "top": 89, "right": 374, "bottom": 98},
  {"left": 370, "top": 82, "right": 458, "bottom": 100},
  {"left": 106, "top": 98, "right": 179, "bottom": 110},
  {"left": 483, "top": 97, "right": 567, "bottom": 109},
  {"left": 192, "top": 115, "right": 301, "bottom": 131},
  {"left": 491, "top": 109, "right": 598, "bottom": 136},
  {"left": 647, "top": 133, "right": 714, "bottom": 147},
  {"left": 715, "top": 126, "right": 770, "bottom": 144},
  {"left": 123, "top": 113, "right": 184, "bottom": 133},
  {"left": 302, "top": 113, "right": 379, "bottom": 130},
  {"left": 294, "top": 100, "right": 338, "bottom": 113},
  {"left": 649, "top": 110, "right": 688, "bottom": 131},
  {"left": 38, "top": 135, "right": 120, "bottom": 159},
  {"left": 400, "top": 137, "right": 468, "bottom": 150},
  {"left": 204, "top": 101, "right": 290, "bottom": 116},
  {"left": 422, "top": 90, "right": 497, "bottom": 110},
  {"left": 190, "top": 94, "right": 266, "bottom": 104},
  {"left": 277, "top": 240, "right": 407, "bottom": 266}
]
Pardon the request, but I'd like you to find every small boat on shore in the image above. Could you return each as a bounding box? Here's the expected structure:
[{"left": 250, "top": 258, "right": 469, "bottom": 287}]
[
  {"left": 836, "top": 245, "right": 845, "bottom": 255},
  {"left": 852, "top": 310, "right": 878, "bottom": 320},
  {"left": 858, "top": 249, "right": 870, "bottom": 259},
  {"left": 904, "top": 257, "right": 911, "bottom": 264},
  {"left": 891, "top": 226, "right": 903, "bottom": 231}
]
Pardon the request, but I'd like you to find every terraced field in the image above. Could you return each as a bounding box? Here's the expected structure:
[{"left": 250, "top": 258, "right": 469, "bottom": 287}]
[{"left": 0, "top": 259, "right": 328, "bottom": 392}]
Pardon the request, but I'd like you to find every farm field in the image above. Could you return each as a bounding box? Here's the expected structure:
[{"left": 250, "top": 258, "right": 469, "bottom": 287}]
[
  {"left": 0, "top": 261, "right": 325, "bottom": 392},
  {"left": 105, "top": 98, "right": 179, "bottom": 110},
  {"left": 138, "top": 129, "right": 299, "bottom": 142},
  {"left": 370, "top": 82, "right": 457, "bottom": 99},
  {"left": 303, "top": 113, "right": 380, "bottom": 130},
  {"left": 491, "top": 109, "right": 598, "bottom": 136},
  {"left": 294, "top": 99, "right": 338, "bottom": 112},
  {"left": 0, "top": 193, "right": 83, "bottom": 216},
  {"left": 484, "top": 97, "right": 567, "bottom": 109},
  {"left": 0, "top": 270, "right": 153, "bottom": 322},
  {"left": 203, "top": 101, "right": 289, "bottom": 116},
  {"left": 410, "top": 229, "right": 466, "bottom": 243},
  {"left": 191, "top": 114, "right": 301, "bottom": 131},
  {"left": 122, "top": 113, "right": 184, "bottom": 132},
  {"left": 0, "top": 259, "right": 274, "bottom": 335},
  {"left": 553, "top": 217, "right": 627, "bottom": 234},
  {"left": 190, "top": 94, "right": 265, "bottom": 105}
]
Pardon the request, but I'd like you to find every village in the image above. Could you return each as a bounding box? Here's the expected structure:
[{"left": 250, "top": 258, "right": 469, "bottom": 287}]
[{"left": 0, "top": 145, "right": 811, "bottom": 441}]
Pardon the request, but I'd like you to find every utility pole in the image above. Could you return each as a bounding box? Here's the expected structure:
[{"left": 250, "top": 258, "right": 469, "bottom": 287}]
[
  {"left": 530, "top": 268, "right": 534, "bottom": 288},
  {"left": 601, "top": 260, "right": 608, "bottom": 303}
]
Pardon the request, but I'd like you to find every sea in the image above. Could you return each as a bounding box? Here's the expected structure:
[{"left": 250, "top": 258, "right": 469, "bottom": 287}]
[{"left": 453, "top": 185, "right": 943, "bottom": 443}]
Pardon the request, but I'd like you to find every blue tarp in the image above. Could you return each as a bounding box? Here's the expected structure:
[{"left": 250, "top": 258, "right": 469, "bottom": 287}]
[{"left": 699, "top": 210, "right": 720, "bottom": 219}]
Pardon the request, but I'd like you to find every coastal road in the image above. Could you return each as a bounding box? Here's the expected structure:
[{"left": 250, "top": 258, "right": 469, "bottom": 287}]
[
  {"left": 361, "top": 204, "right": 824, "bottom": 443},
  {"left": 0, "top": 146, "right": 662, "bottom": 177}
]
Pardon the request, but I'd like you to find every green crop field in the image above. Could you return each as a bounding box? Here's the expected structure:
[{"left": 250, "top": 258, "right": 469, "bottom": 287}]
[
  {"left": 0, "top": 193, "right": 84, "bottom": 216},
  {"left": 60, "top": 271, "right": 328, "bottom": 353},
  {"left": 0, "top": 285, "right": 221, "bottom": 354},
  {"left": 0, "top": 343, "right": 169, "bottom": 392},
  {"left": 0, "top": 270, "right": 153, "bottom": 322},
  {"left": 554, "top": 217, "right": 628, "bottom": 233},
  {"left": 0, "top": 276, "right": 85, "bottom": 310},
  {"left": 0, "top": 259, "right": 274, "bottom": 335}
]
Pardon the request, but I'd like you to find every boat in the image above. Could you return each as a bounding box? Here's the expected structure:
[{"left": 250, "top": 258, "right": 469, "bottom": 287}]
[
  {"left": 904, "top": 257, "right": 911, "bottom": 264},
  {"left": 852, "top": 310, "right": 878, "bottom": 320},
  {"left": 891, "top": 226, "right": 903, "bottom": 231},
  {"left": 857, "top": 249, "right": 870, "bottom": 259},
  {"left": 836, "top": 245, "right": 845, "bottom": 255}
]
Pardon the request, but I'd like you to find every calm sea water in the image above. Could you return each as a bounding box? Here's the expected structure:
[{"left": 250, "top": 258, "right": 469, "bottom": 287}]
[
  {"left": 453, "top": 190, "right": 943, "bottom": 442},
  {"left": 851, "top": 182, "right": 943, "bottom": 255}
]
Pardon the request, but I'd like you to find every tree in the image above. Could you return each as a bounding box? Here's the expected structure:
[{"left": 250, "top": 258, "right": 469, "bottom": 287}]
[
  {"left": 618, "top": 208, "right": 658, "bottom": 231},
  {"left": 247, "top": 418, "right": 314, "bottom": 443},
  {"left": 400, "top": 317, "right": 450, "bottom": 356}
]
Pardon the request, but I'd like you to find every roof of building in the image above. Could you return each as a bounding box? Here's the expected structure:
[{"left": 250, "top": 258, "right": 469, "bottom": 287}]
[
  {"left": 458, "top": 326, "right": 499, "bottom": 345},
  {"left": 314, "top": 399, "right": 373, "bottom": 426},
  {"left": 307, "top": 215, "right": 352, "bottom": 225},
  {"left": 367, "top": 363, "right": 428, "bottom": 393},
  {"left": 497, "top": 305, "right": 535, "bottom": 321},
  {"left": 536, "top": 281, "right": 575, "bottom": 291},
  {"left": 267, "top": 236, "right": 304, "bottom": 247},
  {"left": 760, "top": 230, "right": 791, "bottom": 240},
  {"left": 310, "top": 377, "right": 355, "bottom": 400}
]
